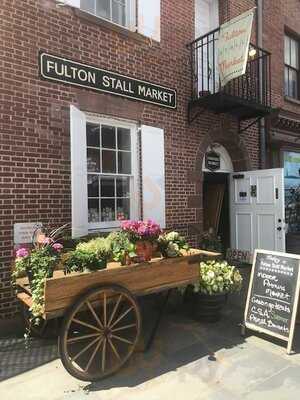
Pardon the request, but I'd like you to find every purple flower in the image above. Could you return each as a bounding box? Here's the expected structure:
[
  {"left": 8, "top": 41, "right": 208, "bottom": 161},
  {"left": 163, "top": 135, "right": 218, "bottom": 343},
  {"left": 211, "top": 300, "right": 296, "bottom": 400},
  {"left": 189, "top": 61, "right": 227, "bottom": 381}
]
[
  {"left": 16, "top": 248, "right": 29, "bottom": 258},
  {"left": 52, "top": 243, "right": 63, "bottom": 252}
]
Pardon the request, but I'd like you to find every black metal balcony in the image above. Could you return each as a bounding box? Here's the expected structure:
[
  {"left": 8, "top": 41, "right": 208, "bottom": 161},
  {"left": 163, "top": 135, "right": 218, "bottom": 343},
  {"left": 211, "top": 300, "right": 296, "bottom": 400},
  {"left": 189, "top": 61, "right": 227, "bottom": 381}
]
[{"left": 187, "top": 28, "right": 272, "bottom": 122}]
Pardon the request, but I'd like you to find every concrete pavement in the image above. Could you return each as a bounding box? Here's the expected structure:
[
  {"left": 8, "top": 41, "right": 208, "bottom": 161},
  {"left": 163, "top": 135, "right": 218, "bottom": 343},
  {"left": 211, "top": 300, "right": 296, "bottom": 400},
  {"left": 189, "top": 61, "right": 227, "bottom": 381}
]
[{"left": 1, "top": 298, "right": 300, "bottom": 400}]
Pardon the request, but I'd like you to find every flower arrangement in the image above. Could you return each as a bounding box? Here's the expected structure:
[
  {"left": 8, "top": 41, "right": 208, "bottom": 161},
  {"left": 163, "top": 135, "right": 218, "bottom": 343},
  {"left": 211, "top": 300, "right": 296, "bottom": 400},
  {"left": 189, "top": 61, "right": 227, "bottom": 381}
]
[
  {"left": 121, "top": 219, "right": 162, "bottom": 242},
  {"left": 158, "top": 231, "right": 190, "bottom": 258},
  {"left": 14, "top": 236, "right": 64, "bottom": 317},
  {"left": 193, "top": 260, "right": 242, "bottom": 295}
]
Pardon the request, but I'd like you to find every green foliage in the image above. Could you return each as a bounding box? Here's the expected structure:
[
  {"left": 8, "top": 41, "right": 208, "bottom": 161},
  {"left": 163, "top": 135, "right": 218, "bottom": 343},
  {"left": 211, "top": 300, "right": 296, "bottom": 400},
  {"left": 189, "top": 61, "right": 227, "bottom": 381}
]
[
  {"left": 200, "top": 230, "right": 223, "bottom": 253},
  {"left": 107, "top": 231, "right": 136, "bottom": 265},
  {"left": 157, "top": 231, "right": 189, "bottom": 258},
  {"left": 64, "top": 237, "right": 111, "bottom": 273},
  {"left": 193, "top": 260, "right": 243, "bottom": 295}
]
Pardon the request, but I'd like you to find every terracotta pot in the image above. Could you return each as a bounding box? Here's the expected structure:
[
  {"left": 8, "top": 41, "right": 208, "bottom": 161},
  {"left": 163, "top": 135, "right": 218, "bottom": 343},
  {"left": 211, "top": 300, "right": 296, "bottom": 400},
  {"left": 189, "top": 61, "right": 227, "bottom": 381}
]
[{"left": 135, "top": 240, "right": 153, "bottom": 262}]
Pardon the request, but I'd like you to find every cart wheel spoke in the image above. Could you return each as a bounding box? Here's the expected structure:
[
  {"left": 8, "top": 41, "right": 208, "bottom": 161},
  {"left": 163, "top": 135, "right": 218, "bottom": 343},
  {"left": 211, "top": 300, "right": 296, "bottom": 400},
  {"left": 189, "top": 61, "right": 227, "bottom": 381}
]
[
  {"left": 111, "top": 323, "right": 137, "bottom": 333},
  {"left": 84, "top": 337, "right": 104, "bottom": 372},
  {"left": 107, "top": 294, "right": 122, "bottom": 327},
  {"left": 103, "top": 292, "right": 107, "bottom": 327},
  {"left": 67, "top": 332, "right": 100, "bottom": 343},
  {"left": 110, "top": 306, "right": 134, "bottom": 329},
  {"left": 86, "top": 300, "right": 104, "bottom": 329},
  {"left": 72, "top": 318, "right": 102, "bottom": 332},
  {"left": 111, "top": 334, "right": 134, "bottom": 345},
  {"left": 107, "top": 337, "right": 121, "bottom": 360},
  {"left": 71, "top": 336, "right": 102, "bottom": 363},
  {"left": 59, "top": 284, "right": 141, "bottom": 381},
  {"left": 101, "top": 338, "right": 107, "bottom": 372}
]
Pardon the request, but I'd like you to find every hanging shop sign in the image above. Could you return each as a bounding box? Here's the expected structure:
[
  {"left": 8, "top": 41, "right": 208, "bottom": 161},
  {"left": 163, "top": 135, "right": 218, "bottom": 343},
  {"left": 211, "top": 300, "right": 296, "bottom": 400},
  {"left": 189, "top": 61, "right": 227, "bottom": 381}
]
[
  {"left": 39, "top": 52, "right": 176, "bottom": 109},
  {"left": 218, "top": 8, "right": 255, "bottom": 86},
  {"left": 205, "top": 151, "right": 221, "bottom": 171},
  {"left": 243, "top": 249, "right": 300, "bottom": 354}
]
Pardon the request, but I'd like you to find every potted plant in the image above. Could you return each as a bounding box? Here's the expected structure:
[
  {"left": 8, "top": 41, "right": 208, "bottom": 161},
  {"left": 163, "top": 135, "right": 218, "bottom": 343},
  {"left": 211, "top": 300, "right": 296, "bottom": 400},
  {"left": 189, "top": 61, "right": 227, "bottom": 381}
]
[
  {"left": 64, "top": 237, "right": 111, "bottom": 273},
  {"left": 157, "top": 231, "right": 190, "bottom": 257},
  {"left": 185, "top": 260, "right": 242, "bottom": 322},
  {"left": 107, "top": 230, "right": 136, "bottom": 265},
  {"left": 13, "top": 238, "right": 64, "bottom": 317},
  {"left": 120, "top": 219, "right": 161, "bottom": 262}
]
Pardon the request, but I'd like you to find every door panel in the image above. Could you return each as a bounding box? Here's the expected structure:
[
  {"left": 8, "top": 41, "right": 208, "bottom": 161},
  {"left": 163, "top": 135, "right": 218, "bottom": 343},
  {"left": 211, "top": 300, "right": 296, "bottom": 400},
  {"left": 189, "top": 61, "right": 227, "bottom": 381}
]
[{"left": 230, "top": 168, "right": 285, "bottom": 253}]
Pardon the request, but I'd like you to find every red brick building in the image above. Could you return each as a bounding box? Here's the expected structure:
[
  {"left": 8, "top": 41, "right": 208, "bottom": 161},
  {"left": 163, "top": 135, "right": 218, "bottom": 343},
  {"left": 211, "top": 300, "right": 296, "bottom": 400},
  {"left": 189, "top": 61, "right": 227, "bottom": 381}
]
[{"left": 0, "top": 0, "right": 299, "bottom": 322}]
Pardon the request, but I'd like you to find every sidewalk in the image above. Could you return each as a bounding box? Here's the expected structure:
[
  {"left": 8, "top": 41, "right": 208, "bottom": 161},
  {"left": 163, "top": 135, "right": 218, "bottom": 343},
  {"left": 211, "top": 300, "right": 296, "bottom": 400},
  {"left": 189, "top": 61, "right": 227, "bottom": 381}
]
[{"left": 1, "top": 300, "right": 300, "bottom": 400}]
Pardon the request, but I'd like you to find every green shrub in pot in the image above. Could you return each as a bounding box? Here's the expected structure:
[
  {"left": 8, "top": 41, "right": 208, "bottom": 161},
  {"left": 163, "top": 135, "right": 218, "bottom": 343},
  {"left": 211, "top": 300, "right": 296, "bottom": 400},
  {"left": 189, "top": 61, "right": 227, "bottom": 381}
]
[
  {"left": 64, "top": 237, "right": 111, "bottom": 273},
  {"left": 107, "top": 231, "right": 136, "bottom": 265}
]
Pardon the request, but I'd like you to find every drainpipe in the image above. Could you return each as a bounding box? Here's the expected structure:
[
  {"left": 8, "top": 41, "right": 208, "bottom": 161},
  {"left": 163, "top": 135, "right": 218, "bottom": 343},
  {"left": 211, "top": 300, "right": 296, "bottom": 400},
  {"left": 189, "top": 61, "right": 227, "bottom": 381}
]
[{"left": 256, "top": 0, "right": 266, "bottom": 169}]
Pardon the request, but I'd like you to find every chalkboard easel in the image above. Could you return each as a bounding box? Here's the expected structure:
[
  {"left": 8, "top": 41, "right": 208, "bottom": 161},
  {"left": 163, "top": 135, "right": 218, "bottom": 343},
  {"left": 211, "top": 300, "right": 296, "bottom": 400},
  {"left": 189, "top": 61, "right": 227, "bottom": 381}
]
[{"left": 242, "top": 249, "right": 300, "bottom": 354}]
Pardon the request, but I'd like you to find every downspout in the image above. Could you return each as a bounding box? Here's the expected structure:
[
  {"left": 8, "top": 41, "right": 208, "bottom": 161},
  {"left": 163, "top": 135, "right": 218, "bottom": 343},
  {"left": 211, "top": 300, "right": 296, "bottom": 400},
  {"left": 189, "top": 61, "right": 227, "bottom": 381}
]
[{"left": 256, "top": 0, "right": 266, "bottom": 169}]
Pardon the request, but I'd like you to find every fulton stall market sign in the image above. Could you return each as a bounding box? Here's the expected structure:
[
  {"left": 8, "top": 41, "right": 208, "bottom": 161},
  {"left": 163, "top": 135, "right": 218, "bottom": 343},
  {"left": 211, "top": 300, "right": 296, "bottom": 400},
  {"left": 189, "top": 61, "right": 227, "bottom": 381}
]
[
  {"left": 217, "top": 8, "right": 255, "bottom": 87},
  {"left": 39, "top": 53, "right": 176, "bottom": 109}
]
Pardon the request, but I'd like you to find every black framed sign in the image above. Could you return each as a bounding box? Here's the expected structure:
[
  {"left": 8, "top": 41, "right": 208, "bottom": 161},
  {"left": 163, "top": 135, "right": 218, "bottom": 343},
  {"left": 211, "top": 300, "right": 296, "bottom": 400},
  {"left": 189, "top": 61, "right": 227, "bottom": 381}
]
[
  {"left": 205, "top": 151, "right": 221, "bottom": 171},
  {"left": 243, "top": 249, "right": 300, "bottom": 354},
  {"left": 39, "top": 52, "right": 177, "bottom": 109}
]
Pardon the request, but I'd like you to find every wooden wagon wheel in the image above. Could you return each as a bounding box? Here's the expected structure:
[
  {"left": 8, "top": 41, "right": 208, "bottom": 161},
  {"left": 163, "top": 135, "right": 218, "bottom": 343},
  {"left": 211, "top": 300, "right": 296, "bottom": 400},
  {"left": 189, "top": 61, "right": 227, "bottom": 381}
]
[{"left": 58, "top": 284, "right": 141, "bottom": 381}]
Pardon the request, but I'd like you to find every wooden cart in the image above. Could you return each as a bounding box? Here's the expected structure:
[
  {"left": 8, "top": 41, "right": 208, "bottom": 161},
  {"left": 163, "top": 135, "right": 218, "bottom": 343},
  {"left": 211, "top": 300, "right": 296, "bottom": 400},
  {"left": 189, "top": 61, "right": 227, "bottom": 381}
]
[{"left": 16, "top": 249, "right": 218, "bottom": 382}]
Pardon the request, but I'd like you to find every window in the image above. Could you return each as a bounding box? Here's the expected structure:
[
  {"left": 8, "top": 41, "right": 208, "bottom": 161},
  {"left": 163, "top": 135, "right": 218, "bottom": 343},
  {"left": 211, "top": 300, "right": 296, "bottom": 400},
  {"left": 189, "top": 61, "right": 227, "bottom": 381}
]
[
  {"left": 86, "top": 118, "right": 137, "bottom": 229},
  {"left": 80, "top": 0, "right": 134, "bottom": 28},
  {"left": 285, "top": 34, "right": 299, "bottom": 99}
]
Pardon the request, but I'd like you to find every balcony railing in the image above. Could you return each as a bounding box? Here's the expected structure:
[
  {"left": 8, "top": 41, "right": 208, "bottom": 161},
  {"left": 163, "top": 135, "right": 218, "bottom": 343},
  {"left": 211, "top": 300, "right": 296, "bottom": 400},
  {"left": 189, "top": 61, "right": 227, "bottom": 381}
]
[{"left": 188, "top": 28, "right": 272, "bottom": 120}]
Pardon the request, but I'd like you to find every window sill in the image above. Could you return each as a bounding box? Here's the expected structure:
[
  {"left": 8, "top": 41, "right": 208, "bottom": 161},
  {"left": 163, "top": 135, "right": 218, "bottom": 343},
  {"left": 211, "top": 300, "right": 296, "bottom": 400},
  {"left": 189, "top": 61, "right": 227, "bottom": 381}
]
[
  {"left": 285, "top": 96, "right": 300, "bottom": 106},
  {"left": 73, "top": 8, "right": 160, "bottom": 47}
]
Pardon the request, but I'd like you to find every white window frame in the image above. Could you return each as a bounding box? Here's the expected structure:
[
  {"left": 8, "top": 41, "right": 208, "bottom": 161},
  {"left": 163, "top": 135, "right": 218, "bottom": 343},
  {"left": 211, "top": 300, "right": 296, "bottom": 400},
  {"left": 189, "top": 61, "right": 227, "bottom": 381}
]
[
  {"left": 86, "top": 115, "right": 139, "bottom": 231},
  {"left": 80, "top": 0, "right": 136, "bottom": 30}
]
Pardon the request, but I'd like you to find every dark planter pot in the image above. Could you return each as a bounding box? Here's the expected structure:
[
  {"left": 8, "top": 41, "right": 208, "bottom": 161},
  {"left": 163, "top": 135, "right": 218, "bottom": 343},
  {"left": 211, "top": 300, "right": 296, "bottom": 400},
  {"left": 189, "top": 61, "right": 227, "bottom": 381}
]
[{"left": 184, "top": 285, "right": 226, "bottom": 322}]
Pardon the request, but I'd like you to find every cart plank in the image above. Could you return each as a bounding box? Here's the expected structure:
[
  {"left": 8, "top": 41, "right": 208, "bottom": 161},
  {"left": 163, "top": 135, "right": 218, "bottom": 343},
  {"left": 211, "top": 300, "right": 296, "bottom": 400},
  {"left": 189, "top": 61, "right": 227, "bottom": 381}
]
[{"left": 44, "top": 249, "right": 218, "bottom": 317}]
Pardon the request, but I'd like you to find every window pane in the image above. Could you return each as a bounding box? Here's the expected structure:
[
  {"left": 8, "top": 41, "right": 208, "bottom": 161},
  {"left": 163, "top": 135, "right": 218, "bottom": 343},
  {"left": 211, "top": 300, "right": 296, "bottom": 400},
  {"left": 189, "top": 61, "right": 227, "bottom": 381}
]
[
  {"left": 101, "top": 199, "right": 115, "bottom": 221},
  {"left": 101, "top": 177, "right": 115, "bottom": 197},
  {"left": 81, "top": 0, "right": 95, "bottom": 14},
  {"left": 88, "top": 175, "right": 99, "bottom": 197},
  {"left": 112, "top": 0, "right": 126, "bottom": 26},
  {"left": 285, "top": 67, "right": 289, "bottom": 96},
  {"left": 102, "top": 150, "right": 116, "bottom": 173},
  {"left": 88, "top": 199, "right": 100, "bottom": 223},
  {"left": 291, "top": 39, "right": 299, "bottom": 69},
  {"left": 87, "top": 148, "right": 100, "bottom": 172},
  {"left": 86, "top": 123, "right": 100, "bottom": 147},
  {"left": 117, "top": 127, "right": 131, "bottom": 150},
  {"left": 117, "top": 198, "right": 130, "bottom": 220},
  {"left": 102, "top": 125, "right": 116, "bottom": 149},
  {"left": 285, "top": 36, "right": 290, "bottom": 65},
  {"left": 117, "top": 177, "right": 130, "bottom": 197},
  {"left": 118, "top": 151, "right": 131, "bottom": 174},
  {"left": 96, "top": 0, "right": 110, "bottom": 19},
  {"left": 289, "top": 69, "right": 298, "bottom": 99}
]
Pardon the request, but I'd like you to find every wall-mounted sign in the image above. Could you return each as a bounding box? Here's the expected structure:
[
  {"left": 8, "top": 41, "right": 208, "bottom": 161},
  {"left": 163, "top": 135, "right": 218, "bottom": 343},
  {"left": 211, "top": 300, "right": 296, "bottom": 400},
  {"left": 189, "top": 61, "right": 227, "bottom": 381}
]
[
  {"left": 205, "top": 151, "right": 221, "bottom": 171},
  {"left": 39, "top": 52, "right": 176, "bottom": 109},
  {"left": 14, "top": 222, "right": 43, "bottom": 245},
  {"left": 243, "top": 249, "right": 300, "bottom": 354}
]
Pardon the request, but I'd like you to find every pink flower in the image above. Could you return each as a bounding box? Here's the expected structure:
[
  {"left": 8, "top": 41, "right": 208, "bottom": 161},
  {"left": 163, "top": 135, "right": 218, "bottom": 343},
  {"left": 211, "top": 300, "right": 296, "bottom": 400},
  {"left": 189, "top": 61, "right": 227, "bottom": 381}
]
[
  {"left": 16, "top": 248, "right": 29, "bottom": 258},
  {"left": 52, "top": 243, "right": 63, "bottom": 252},
  {"left": 43, "top": 237, "right": 54, "bottom": 245}
]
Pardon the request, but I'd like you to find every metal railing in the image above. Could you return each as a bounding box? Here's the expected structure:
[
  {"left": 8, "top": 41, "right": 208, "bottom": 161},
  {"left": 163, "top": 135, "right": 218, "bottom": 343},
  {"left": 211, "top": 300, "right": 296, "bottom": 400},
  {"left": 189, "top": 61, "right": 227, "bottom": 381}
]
[{"left": 188, "top": 28, "right": 271, "bottom": 108}]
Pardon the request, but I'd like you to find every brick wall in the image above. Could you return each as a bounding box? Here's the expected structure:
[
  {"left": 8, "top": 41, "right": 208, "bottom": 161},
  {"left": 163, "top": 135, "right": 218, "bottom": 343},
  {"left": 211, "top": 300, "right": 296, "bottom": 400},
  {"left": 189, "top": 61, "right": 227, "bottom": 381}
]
[{"left": 0, "top": 0, "right": 261, "bottom": 318}]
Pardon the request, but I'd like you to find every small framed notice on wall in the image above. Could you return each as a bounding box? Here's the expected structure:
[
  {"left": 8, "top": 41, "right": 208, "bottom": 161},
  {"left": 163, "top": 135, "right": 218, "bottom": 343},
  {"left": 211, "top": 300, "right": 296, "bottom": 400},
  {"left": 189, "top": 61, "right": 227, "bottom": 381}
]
[
  {"left": 243, "top": 249, "right": 300, "bottom": 354},
  {"left": 14, "top": 222, "right": 43, "bottom": 245}
]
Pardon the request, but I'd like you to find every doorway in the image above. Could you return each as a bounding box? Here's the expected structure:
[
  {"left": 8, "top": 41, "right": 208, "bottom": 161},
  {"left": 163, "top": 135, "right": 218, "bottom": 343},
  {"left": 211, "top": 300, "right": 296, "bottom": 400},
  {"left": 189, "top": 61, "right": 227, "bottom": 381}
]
[{"left": 203, "top": 172, "right": 230, "bottom": 252}]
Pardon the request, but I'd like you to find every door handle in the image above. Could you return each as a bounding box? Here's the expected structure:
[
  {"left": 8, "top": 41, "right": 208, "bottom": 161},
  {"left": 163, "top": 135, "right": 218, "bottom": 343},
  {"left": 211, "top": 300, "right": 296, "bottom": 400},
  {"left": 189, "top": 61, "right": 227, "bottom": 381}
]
[{"left": 277, "top": 227, "right": 282, "bottom": 231}]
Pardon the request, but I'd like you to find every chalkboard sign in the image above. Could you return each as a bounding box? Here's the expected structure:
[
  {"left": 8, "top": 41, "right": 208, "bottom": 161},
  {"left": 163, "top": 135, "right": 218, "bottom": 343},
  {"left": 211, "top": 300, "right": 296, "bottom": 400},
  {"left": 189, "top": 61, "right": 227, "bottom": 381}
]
[{"left": 244, "top": 249, "right": 300, "bottom": 354}]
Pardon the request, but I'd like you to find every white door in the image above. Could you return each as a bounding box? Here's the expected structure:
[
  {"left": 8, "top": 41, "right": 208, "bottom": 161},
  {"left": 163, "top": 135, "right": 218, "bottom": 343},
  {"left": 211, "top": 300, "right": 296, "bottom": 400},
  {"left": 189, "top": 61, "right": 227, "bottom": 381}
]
[{"left": 230, "top": 168, "right": 285, "bottom": 253}]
